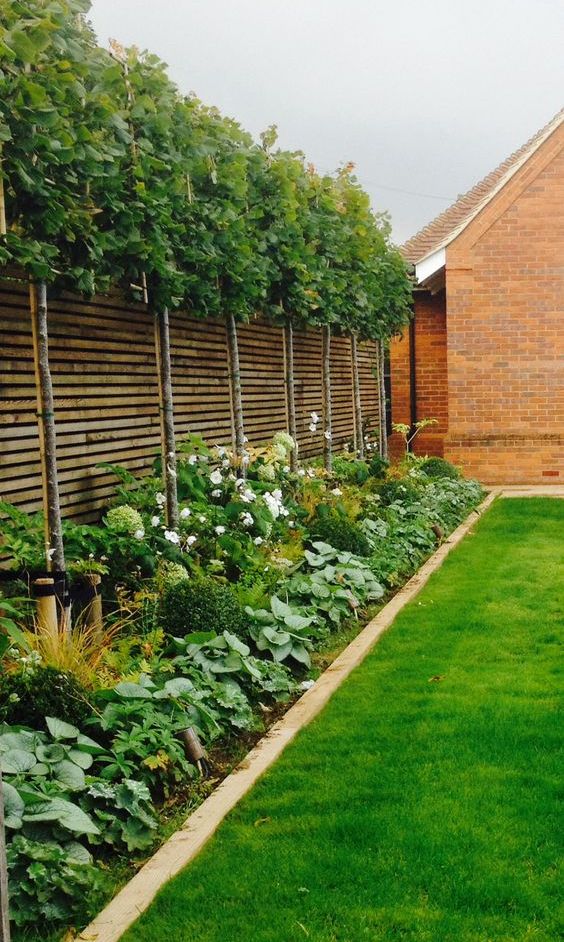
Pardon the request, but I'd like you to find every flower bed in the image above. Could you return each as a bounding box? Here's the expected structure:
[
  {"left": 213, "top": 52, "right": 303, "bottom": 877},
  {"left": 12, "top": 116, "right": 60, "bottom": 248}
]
[{"left": 0, "top": 435, "right": 483, "bottom": 939}]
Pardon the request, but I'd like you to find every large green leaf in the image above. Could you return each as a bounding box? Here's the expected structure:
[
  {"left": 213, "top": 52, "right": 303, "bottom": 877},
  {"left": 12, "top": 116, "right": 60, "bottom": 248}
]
[
  {"left": 2, "top": 781, "right": 24, "bottom": 829},
  {"left": 46, "top": 717, "right": 79, "bottom": 740},
  {"left": 0, "top": 749, "right": 36, "bottom": 775}
]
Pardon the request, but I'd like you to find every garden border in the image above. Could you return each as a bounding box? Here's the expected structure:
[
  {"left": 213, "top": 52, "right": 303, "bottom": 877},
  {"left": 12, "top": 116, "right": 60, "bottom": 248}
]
[{"left": 75, "top": 490, "right": 497, "bottom": 942}]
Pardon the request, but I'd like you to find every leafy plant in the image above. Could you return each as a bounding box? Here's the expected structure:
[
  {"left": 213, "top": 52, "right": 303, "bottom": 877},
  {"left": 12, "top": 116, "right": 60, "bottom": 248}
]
[
  {"left": 419, "top": 456, "right": 461, "bottom": 480},
  {"left": 312, "top": 511, "right": 372, "bottom": 557},
  {"left": 0, "top": 666, "right": 93, "bottom": 729},
  {"left": 159, "top": 577, "right": 248, "bottom": 639},
  {"left": 245, "top": 596, "right": 318, "bottom": 668}
]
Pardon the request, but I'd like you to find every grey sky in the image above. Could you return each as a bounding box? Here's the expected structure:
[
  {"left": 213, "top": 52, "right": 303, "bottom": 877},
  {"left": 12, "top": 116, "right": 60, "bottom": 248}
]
[{"left": 87, "top": 0, "right": 564, "bottom": 245}]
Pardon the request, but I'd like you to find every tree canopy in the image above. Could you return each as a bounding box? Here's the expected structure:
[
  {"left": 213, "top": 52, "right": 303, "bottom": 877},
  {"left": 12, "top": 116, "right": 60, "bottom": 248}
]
[{"left": 0, "top": 0, "right": 412, "bottom": 336}]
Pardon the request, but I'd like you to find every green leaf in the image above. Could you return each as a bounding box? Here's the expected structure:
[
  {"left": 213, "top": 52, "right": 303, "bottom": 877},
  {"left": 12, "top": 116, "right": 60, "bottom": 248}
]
[
  {"left": 270, "top": 596, "right": 293, "bottom": 619},
  {"left": 23, "top": 796, "right": 99, "bottom": 835},
  {"left": 2, "top": 781, "right": 24, "bottom": 829},
  {"left": 45, "top": 717, "right": 79, "bottom": 740},
  {"left": 52, "top": 759, "right": 86, "bottom": 791},
  {"left": 0, "top": 749, "right": 36, "bottom": 775}
]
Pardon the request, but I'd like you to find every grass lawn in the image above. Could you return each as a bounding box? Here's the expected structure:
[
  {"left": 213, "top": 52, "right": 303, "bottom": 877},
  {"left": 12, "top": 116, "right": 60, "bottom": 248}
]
[{"left": 123, "top": 498, "right": 563, "bottom": 942}]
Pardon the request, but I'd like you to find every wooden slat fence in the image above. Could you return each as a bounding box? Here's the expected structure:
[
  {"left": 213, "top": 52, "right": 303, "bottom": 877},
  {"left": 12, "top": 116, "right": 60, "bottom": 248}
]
[{"left": 0, "top": 277, "right": 381, "bottom": 521}]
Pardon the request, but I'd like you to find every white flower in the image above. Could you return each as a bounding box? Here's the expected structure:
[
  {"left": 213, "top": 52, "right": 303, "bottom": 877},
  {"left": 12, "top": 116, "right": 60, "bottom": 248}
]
[
  {"left": 235, "top": 478, "right": 245, "bottom": 488},
  {"left": 222, "top": 458, "right": 230, "bottom": 468},
  {"left": 240, "top": 511, "right": 254, "bottom": 528},
  {"left": 324, "top": 430, "right": 332, "bottom": 440},
  {"left": 300, "top": 679, "right": 315, "bottom": 691},
  {"left": 331, "top": 487, "right": 343, "bottom": 496},
  {"left": 308, "top": 423, "right": 317, "bottom": 433},
  {"left": 228, "top": 472, "right": 236, "bottom": 481},
  {"left": 186, "top": 535, "right": 197, "bottom": 547},
  {"left": 298, "top": 469, "right": 306, "bottom": 477},
  {"left": 188, "top": 454, "right": 198, "bottom": 465},
  {"left": 151, "top": 515, "right": 160, "bottom": 527},
  {"left": 211, "top": 489, "right": 222, "bottom": 498},
  {"left": 180, "top": 507, "right": 191, "bottom": 519},
  {"left": 134, "top": 528, "right": 145, "bottom": 540},
  {"left": 288, "top": 520, "right": 295, "bottom": 528},
  {"left": 214, "top": 525, "right": 226, "bottom": 535},
  {"left": 272, "top": 489, "right": 283, "bottom": 501},
  {"left": 283, "top": 465, "right": 290, "bottom": 473},
  {"left": 210, "top": 469, "right": 223, "bottom": 485},
  {"left": 164, "top": 529, "right": 180, "bottom": 544},
  {"left": 215, "top": 445, "right": 227, "bottom": 457},
  {"left": 198, "top": 515, "right": 206, "bottom": 523},
  {"left": 306, "top": 468, "right": 315, "bottom": 478},
  {"left": 280, "top": 507, "right": 289, "bottom": 517},
  {"left": 240, "top": 487, "right": 256, "bottom": 503},
  {"left": 155, "top": 492, "right": 166, "bottom": 507},
  {"left": 254, "top": 536, "right": 264, "bottom": 545},
  {"left": 310, "top": 412, "right": 319, "bottom": 423}
]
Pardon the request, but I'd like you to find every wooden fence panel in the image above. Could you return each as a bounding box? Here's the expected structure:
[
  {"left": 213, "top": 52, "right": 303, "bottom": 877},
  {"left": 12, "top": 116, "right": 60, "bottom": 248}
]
[{"left": 0, "top": 278, "right": 381, "bottom": 520}]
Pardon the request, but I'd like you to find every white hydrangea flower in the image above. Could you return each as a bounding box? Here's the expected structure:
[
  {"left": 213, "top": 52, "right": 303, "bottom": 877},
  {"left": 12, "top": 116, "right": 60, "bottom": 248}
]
[
  {"left": 254, "top": 536, "right": 264, "bottom": 545},
  {"left": 134, "top": 528, "right": 145, "bottom": 540},
  {"left": 211, "top": 489, "right": 222, "bottom": 498},
  {"left": 151, "top": 515, "right": 160, "bottom": 527},
  {"left": 164, "top": 530, "right": 180, "bottom": 544},
  {"left": 214, "top": 525, "right": 226, "bottom": 535},
  {"left": 240, "top": 487, "right": 256, "bottom": 503},
  {"left": 198, "top": 515, "right": 206, "bottom": 523},
  {"left": 210, "top": 469, "right": 223, "bottom": 485},
  {"left": 180, "top": 507, "right": 191, "bottom": 519},
  {"left": 331, "top": 487, "right": 343, "bottom": 496},
  {"left": 155, "top": 492, "right": 166, "bottom": 507},
  {"left": 186, "top": 535, "right": 197, "bottom": 547},
  {"left": 240, "top": 511, "right": 254, "bottom": 528},
  {"left": 283, "top": 465, "right": 290, "bottom": 473},
  {"left": 235, "top": 478, "right": 245, "bottom": 488},
  {"left": 188, "top": 455, "right": 198, "bottom": 466}
]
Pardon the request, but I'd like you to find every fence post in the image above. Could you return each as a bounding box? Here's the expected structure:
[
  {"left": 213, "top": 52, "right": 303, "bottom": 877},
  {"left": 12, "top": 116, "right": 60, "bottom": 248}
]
[
  {"left": 226, "top": 312, "right": 245, "bottom": 464},
  {"left": 322, "top": 325, "right": 332, "bottom": 472},
  {"left": 350, "top": 332, "right": 364, "bottom": 458},
  {"left": 283, "top": 319, "right": 298, "bottom": 470},
  {"left": 154, "top": 307, "right": 179, "bottom": 528}
]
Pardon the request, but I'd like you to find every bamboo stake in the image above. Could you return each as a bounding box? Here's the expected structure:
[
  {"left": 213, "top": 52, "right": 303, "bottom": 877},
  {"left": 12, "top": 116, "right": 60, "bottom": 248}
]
[
  {"left": 30, "top": 282, "right": 65, "bottom": 574},
  {"left": 226, "top": 311, "right": 245, "bottom": 464},
  {"left": 154, "top": 307, "right": 179, "bottom": 528},
  {"left": 350, "top": 332, "right": 364, "bottom": 459},
  {"left": 378, "top": 340, "right": 388, "bottom": 461},
  {"left": 283, "top": 317, "right": 298, "bottom": 471},
  {"left": 322, "top": 324, "right": 332, "bottom": 472},
  {"left": 0, "top": 768, "right": 10, "bottom": 942},
  {"left": 0, "top": 145, "right": 6, "bottom": 238}
]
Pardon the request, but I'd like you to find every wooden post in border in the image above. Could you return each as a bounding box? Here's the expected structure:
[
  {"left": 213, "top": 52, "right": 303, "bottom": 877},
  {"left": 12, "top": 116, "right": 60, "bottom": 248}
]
[
  {"left": 350, "top": 332, "right": 364, "bottom": 459},
  {"left": 377, "top": 340, "right": 388, "bottom": 461},
  {"left": 30, "top": 281, "right": 66, "bottom": 575},
  {"left": 154, "top": 306, "right": 179, "bottom": 528},
  {"left": 322, "top": 324, "right": 332, "bottom": 472},
  {"left": 0, "top": 769, "right": 10, "bottom": 942},
  {"left": 283, "top": 317, "right": 298, "bottom": 471},
  {"left": 0, "top": 145, "right": 6, "bottom": 239},
  {"left": 226, "top": 311, "right": 245, "bottom": 466}
]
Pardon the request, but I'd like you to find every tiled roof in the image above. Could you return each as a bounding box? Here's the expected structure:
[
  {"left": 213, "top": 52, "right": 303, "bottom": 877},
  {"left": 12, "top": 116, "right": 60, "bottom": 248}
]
[{"left": 402, "top": 107, "right": 564, "bottom": 264}]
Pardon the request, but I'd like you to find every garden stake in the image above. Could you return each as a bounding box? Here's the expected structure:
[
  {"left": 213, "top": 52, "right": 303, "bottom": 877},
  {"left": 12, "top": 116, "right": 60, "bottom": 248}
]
[
  {"left": 33, "top": 577, "right": 58, "bottom": 642},
  {"left": 83, "top": 573, "right": 103, "bottom": 637},
  {"left": 154, "top": 306, "right": 179, "bottom": 528},
  {"left": 350, "top": 331, "right": 364, "bottom": 459},
  {"left": 0, "top": 145, "right": 6, "bottom": 238},
  {"left": 322, "top": 325, "right": 332, "bottom": 471},
  {"left": 0, "top": 769, "right": 10, "bottom": 942},
  {"left": 283, "top": 314, "right": 298, "bottom": 471},
  {"left": 226, "top": 309, "right": 246, "bottom": 472}
]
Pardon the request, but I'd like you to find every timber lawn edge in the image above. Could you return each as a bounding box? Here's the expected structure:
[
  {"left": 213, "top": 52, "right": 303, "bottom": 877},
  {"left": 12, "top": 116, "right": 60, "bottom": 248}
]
[{"left": 75, "top": 490, "right": 497, "bottom": 942}]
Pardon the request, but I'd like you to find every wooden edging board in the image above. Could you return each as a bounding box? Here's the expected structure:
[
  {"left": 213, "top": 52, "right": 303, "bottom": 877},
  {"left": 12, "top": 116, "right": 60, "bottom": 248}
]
[{"left": 76, "top": 490, "right": 497, "bottom": 942}]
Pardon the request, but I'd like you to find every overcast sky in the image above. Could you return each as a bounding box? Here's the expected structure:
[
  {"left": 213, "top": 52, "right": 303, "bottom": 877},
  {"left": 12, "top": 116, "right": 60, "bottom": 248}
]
[{"left": 87, "top": 0, "right": 564, "bottom": 245}]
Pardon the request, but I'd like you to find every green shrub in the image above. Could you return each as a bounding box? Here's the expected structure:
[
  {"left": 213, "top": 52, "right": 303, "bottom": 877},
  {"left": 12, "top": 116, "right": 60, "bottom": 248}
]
[
  {"left": 311, "top": 512, "right": 372, "bottom": 557},
  {"left": 420, "top": 456, "right": 460, "bottom": 480},
  {"left": 367, "top": 454, "right": 389, "bottom": 478},
  {"left": 159, "top": 576, "right": 248, "bottom": 639},
  {"left": 332, "top": 456, "right": 370, "bottom": 485},
  {"left": 0, "top": 666, "right": 93, "bottom": 729},
  {"left": 378, "top": 478, "right": 422, "bottom": 506}
]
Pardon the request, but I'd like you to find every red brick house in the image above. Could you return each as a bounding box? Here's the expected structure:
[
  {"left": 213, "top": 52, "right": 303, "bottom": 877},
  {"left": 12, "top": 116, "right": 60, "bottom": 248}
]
[{"left": 390, "top": 108, "right": 564, "bottom": 483}]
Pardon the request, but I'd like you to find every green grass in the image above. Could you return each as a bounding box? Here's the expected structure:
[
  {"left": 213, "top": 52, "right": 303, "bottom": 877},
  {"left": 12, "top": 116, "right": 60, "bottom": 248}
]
[{"left": 123, "top": 499, "right": 563, "bottom": 942}]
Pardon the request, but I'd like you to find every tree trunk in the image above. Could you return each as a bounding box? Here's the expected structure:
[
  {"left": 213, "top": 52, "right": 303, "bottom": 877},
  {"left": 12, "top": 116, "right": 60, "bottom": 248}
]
[
  {"left": 322, "top": 325, "right": 332, "bottom": 472},
  {"left": 226, "top": 311, "right": 245, "bottom": 464},
  {"left": 154, "top": 307, "right": 179, "bottom": 528},
  {"left": 0, "top": 770, "right": 10, "bottom": 942},
  {"left": 283, "top": 318, "right": 298, "bottom": 471},
  {"left": 350, "top": 332, "right": 364, "bottom": 459},
  {"left": 30, "top": 282, "right": 65, "bottom": 573},
  {"left": 0, "top": 146, "right": 6, "bottom": 238},
  {"left": 378, "top": 340, "right": 388, "bottom": 461}
]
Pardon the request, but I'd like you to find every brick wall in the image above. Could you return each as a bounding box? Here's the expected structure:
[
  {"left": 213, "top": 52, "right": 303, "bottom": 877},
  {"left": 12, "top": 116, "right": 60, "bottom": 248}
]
[
  {"left": 445, "top": 122, "right": 564, "bottom": 483},
  {"left": 390, "top": 121, "right": 564, "bottom": 484}
]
